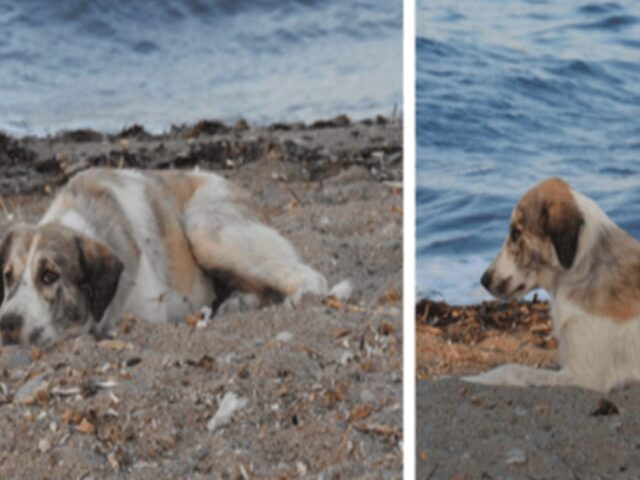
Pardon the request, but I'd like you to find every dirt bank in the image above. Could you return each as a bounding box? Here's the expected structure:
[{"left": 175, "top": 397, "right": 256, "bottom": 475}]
[
  {"left": 0, "top": 116, "right": 403, "bottom": 478},
  {"left": 416, "top": 298, "right": 640, "bottom": 479}
]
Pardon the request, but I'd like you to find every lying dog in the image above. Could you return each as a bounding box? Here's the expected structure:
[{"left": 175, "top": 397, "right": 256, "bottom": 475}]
[
  {"left": 0, "top": 168, "right": 330, "bottom": 346},
  {"left": 465, "top": 177, "right": 640, "bottom": 392}
]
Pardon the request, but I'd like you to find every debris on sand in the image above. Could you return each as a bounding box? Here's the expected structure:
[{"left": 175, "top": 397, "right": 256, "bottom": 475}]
[
  {"left": 416, "top": 298, "right": 557, "bottom": 379},
  {"left": 504, "top": 448, "right": 527, "bottom": 465},
  {"left": 591, "top": 399, "right": 619, "bottom": 417},
  {"left": 275, "top": 331, "right": 293, "bottom": 343},
  {"left": 207, "top": 392, "right": 249, "bottom": 432}
]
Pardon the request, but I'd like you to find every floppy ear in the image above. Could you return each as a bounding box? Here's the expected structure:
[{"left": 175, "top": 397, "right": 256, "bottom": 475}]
[
  {"left": 544, "top": 200, "right": 584, "bottom": 270},
  {"left": 74, "top": 235, "right": 124, "bottom": 322}
]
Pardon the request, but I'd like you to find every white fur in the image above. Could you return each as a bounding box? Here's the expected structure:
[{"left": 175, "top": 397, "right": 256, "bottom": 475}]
[
  {"left": 57, "top": 210, "right": 97, "bottom": 239},
  {"left": 1, "top": 235, "right": 79, "bottom": 344}
]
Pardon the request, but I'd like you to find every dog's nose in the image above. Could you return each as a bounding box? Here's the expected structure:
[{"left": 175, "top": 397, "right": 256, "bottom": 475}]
[
  {"left": 480, "top": 270, "right": 493, "bottom": 290},
  {"left": 0, "top": 313, "right": 24, "bottom": 344}
]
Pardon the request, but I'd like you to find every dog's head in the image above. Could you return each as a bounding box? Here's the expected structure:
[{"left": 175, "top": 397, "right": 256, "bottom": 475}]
[
  {"left": 0, "top": 223, "right": 123, "bottom": 346},
  {"left": 481, "top": 178, "right": 584, "bottom": 300}
]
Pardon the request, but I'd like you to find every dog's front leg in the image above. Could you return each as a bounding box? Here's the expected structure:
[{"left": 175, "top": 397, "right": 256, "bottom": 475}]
[{"left": 462, "top": 363, "right": 571, "bottom": 387}]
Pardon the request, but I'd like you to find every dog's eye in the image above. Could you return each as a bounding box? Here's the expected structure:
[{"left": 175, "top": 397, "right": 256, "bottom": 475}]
[
  {"left": 510, "top": 226, "right": 521, "bottom": 242},
  {"left": 40, "top": 269, "right": 59, "bottom": 286}
]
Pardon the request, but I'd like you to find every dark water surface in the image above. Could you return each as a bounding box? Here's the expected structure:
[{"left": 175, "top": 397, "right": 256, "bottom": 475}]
[
  {"left": 0, "top": 0, "right": 401, "bottom": 135},
  {"left": 417, "top": 0, "right": 640, "bottom": 303}
]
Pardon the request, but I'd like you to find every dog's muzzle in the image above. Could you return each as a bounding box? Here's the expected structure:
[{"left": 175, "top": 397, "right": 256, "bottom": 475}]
[
  {"left": 0, "top": 313, "right": 24, "bottom": 345},
  {"left": 480, "top": 270, "right": 493, "bottom": 291}
]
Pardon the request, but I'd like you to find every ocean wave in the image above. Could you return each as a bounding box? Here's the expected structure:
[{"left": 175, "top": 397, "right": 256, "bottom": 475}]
[
  {"left": 0, "top": 0, "right": 402, "bottom": 135},
  {"left": 417, "top": 0, "right": 640, "bottom": 302}
]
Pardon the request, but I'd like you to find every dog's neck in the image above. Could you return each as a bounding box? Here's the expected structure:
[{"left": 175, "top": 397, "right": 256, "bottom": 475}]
[{"left": 552, "top": 190, "right": 640, "bottom": 322}]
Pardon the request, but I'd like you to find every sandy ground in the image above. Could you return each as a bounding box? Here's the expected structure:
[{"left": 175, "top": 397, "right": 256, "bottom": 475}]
[
  {"left": 0, "top": 116, "right": 402, "bottom": 479},
  {"left": 416, "top": 299, "right": 640, "bottom": 479}
]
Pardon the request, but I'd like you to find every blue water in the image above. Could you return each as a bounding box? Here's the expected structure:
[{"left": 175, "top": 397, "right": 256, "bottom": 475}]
[
  {"left": 417, "top": 0, "right": 640, "bottom": 304},
  {"left": 0, "top": 0, "right": 401, "bottom": 136}
]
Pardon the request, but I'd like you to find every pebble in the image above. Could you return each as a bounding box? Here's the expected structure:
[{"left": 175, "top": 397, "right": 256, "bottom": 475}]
[
  {"left": 207, "top": 392, "right": 248, "bottom": 432},
  {"left": 7, "top": 349, "right": 32, "bottom": 368},
  {"left": 340, "top": 351, "right": 354, "bottom": 365},
  {"left": 276, "top": 331, "right": 293, "bottom": 343},
  {"left": 504, "top": 448, "right": 527, "bottom": 465},
  {"left": 330, "top": 279, "right": 353, "bottom": 301},
  {"left": 14, "top": 374, "right": 48, "bottom": 404},
  {"left": 38, "top": 438, "right": 51, "bottom": 453},
  {"left": 360, "top": 389, "right": 376, "bottom": 404},
  {"left": 514, "top": 406, "right": 527, "bottom": 417},
  {"left": 610, "top": 418, "right": 623, "bottom": 431}
]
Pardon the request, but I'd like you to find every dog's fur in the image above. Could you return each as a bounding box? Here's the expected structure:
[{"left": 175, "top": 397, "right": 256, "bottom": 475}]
[
  {"left": 0, "top": 168, "right": 328, "bottom": 346},
  {"left": 466, "top": 177, "right": 640, "bottom": 392}
]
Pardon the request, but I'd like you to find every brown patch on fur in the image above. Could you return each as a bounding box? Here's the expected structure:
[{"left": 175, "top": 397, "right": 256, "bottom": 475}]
[
  {"left": 148, "top": 193, "right": 199, "bottom": 296},
  {"left": 1, "top": 226, "right": 35, "bottom": 299},
  {"left": 513, "top": 178, "right": 584, "bottom": 270},
  {"left": 149, "top": 172, "right": 205, "bottom": 211},
  {"left": 567, "top": 230, "right": 640, "bottom": 323},
  {"left": 64, "top": 172, "right": 140, "bottom": 260},
  {"left": 226, "top": 182, "right": 269, "bottom": 223},
  {"left": 188, "top": 228, "right": 285, "bottom": 296}
]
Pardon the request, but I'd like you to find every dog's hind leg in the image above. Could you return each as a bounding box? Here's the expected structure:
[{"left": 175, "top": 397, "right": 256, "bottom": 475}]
[
  {"left": 183, "top": 183, "right": 328, "bottom": 304},
  {"left": 462, "top": 364, "right": 572, "bottom": 387}
]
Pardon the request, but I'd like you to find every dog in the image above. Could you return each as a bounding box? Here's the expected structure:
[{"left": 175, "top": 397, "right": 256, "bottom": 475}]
[
  {"left": 464, "top": 177, "right": 640, "bottom": 392},
  {"left": 0, "top": 168, "right": 331, "bottom": 347}
]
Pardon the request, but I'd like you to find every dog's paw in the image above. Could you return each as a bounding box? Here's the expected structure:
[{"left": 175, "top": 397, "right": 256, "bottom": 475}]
[
  {"left": 461, "top": 364, "right": 528, "bottom": 387},
  {"left": 462, "top": 364, "right": 569, "bottom": 387},
  {"left": 290, "top": 268, "right": 328, "bottom": 304},
  {"left": 329, "top": 279, "right": 353, "bottom": 301},
  {"left": 217, "top": 292, "right": 261, "bottom": 315}
]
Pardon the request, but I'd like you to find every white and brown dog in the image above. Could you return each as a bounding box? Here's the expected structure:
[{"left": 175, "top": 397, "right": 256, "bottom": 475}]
[
  {"left": 0, "top": 168, "right": 330, "bottom": 347},
  {"left": 465, "top": 177, "right": 640, "bottom": 392}
]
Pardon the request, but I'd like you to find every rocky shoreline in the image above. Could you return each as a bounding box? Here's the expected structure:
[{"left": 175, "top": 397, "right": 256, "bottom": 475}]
[{"left": 0, "top": 114, "right": 401, "bottom": 196}]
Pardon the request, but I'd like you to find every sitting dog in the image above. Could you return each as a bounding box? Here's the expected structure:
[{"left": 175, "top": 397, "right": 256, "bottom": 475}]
[
  {"left": 465, "top": 177, "right": 640, "bottom": 392},
  {"left": 0, "top": 168, "right": 329, "bottom": 346}
]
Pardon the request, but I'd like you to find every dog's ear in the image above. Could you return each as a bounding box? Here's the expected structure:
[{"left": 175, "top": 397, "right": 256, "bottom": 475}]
[
  {"left": 543, "top": 199, "right": 584, "bottom": 270},
  {"left": 74, "top": 235, "right": 124, "bottom": 322}
]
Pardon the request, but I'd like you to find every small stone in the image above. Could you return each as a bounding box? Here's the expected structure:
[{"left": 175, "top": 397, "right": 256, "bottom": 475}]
[
  {"left": 76, "top": 418, "right": 95, "bottom": 434},
  {"left": 329, "top": 280, "right": 353, "bottom": 301},
  {"left": 350, "top": 403, "right": 373, "bottom": 421},
  {"left": 38, "top": 438, "right": 51, "bottom": 453},
  {"left": 276, "top": 331, "right": 293, "bottom": 343},
  {"left": 207, "top": 392, "right": 248, "bottom": 432},
  {"left": 514, "top": 406, "right": 527, "bottom": 417},
  {"left": 340, "top": 351, "right": 354, "bottom": 365},
  {"left": 360, "top": 389, "right": 376, "bottom": 404},
  {"left": 505, "top": 448, "right": 527, "bottom": 465},
  {"left": 107, "top": 451, "right": 120, "bottom": 471},
  {"left": 7, "top": 349, "right": 32, "bottom": 368},
  {"left": 14, "top": 374, "right": 49, "bottom": 404},
  {"left": 610, "top": 418, "right": 623, "bottom": 431}
]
